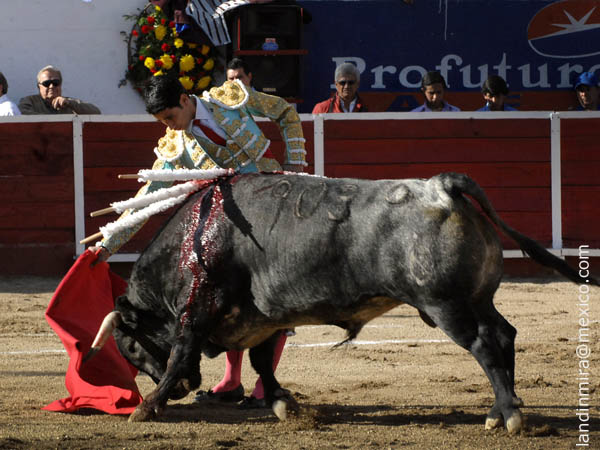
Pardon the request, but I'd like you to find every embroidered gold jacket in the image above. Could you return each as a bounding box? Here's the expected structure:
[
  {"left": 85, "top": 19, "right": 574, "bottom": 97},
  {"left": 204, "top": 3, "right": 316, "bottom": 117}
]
[{"left": 100, "top": 80, "right": 306, "bottom": 254}]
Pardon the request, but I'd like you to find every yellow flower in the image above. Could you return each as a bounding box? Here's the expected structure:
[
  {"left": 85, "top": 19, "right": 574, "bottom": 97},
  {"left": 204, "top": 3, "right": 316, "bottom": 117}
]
[
  {"left": 159, "top": 54, "right": 174, "bottom": 70},
  {"left": 154, "top": 5, "right": 161, "bottom": 12},
  {"left": 202, "top": 58, "right": 214, "bottom": 71},
  {"left": 187, "top": 43, "right": 197, "bottom": 49},
  {"left": 174, "top": 38, "right": 184, "bottom": 48},
  {"left": 154, "top": 25, "right": 167, "bottom": 41},
  {"left": 197, "top": 76, "right": 211, "bottom": 90},
  {"left": 201, "top": 44, "right": 210, "bottom": 55},
  {"left": 144, "top": 57, "right": 155, "bottom": 70},
  {"left": 179, "top": 76, "right": 194, "bottom": 91},
  {"left": 154, "top": 70, "right": 164, "bottom": 77},
  {"left": 179, "top": 54, "right": 195, "bottom": 73}
]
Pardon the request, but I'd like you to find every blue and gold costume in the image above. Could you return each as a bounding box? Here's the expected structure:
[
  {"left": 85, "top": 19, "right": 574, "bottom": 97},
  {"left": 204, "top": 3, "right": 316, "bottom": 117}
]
[{"left": 101, "top": 80, "right": 306, "bottom": 254}]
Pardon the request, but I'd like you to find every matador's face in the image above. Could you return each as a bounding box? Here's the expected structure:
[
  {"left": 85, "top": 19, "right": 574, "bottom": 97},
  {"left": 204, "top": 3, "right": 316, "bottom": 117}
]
[{"left": 153, "top": 93, "right": 196, "bottom": 131}]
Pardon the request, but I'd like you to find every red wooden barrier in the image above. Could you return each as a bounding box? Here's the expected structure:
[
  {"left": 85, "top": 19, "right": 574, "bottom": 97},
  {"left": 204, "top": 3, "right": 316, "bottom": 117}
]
[
  {"left": 0, "top": 116, "right": 596, "bottom": 277},
  {"left": 560, "top": 118, "right": 600, "bottom": 249},
  {"left": 0, "top": 122, "right": 75, "bottom": 275}
]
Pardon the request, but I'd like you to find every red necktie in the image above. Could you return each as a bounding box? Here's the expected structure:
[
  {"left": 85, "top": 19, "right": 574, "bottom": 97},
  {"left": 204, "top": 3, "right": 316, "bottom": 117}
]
[{"left": 193, "top": 120, "right": 227, "bottom": 146}]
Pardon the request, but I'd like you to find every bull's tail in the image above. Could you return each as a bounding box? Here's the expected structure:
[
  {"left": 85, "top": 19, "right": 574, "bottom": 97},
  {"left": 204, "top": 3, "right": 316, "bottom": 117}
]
[{"left": 438, "top": 172, "right": 599, "bottom": 286}]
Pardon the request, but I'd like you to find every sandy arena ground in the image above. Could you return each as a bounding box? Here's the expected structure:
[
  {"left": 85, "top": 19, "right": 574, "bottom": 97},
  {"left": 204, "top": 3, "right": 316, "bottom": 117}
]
[{"left": 0, "top": 276, "right": 597, "bottom": 449}]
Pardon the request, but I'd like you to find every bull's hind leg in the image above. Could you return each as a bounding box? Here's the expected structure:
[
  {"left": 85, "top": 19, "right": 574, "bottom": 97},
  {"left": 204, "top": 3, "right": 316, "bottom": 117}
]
[
  {"left": 488, "top": 306, "right": 522, "bottom": 407},
  {"left": 421, "top": 301, "right": 523, "bottom": 434},
  {"left": 248, "top": 331, "right": 299, "bottom": 420},
  {"left": 129, "top": 323, "right": 202, "bottom": 422}
]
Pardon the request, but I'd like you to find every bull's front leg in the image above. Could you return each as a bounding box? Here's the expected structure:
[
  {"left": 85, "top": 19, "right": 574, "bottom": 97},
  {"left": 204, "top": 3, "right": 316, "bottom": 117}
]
[{"left": 129, "top": 326, "right": 201, "bottom": 422}]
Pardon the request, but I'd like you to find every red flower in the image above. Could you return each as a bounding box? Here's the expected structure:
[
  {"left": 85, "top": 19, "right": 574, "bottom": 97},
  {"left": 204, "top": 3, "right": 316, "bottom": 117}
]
[
  {"left": 161, "top": 43, "right": 170, "bottom": 52},
  {"left": 147, "top": 16, "right": 155, "bottom": 25},
  {"left": 139, "top": 55, "right": 145, "bottom": 61},
  {"left": 155, "top": 59, "right": 163, "bottom": 67},
  {"left": 169, "top": 21, "right": 175, "bottom": 28},
  {"left": 141, "top": 25, "right": 151, "bottom": 34},
  {"left": 150, "top": 68, "right": 157, "bottom": 73},
  {"left": 132, "top": 30, "right": 139, "bottom": 37},
  {"left": 161, "top": 18, "right": 166, "bottom": 25}
]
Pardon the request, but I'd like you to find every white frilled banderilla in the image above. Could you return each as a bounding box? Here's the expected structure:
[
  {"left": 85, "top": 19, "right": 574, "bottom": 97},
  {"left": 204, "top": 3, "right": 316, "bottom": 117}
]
[{"left": 80, "top": 168, "right": 234, "bottom": 245}]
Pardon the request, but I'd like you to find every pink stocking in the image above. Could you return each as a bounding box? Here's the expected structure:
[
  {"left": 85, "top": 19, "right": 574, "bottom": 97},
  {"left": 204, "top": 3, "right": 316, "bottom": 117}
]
[
  {"left": 251, "top": 332, "right": 287, "bottom": 399},
  {"left": 211, "top": 350, "right": 243, "bottom": 393}
]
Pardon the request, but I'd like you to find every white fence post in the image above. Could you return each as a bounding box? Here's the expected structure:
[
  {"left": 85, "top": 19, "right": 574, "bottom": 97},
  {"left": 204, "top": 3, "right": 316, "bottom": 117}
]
[
  {"left": 313, "top": 115, "right": 325, "bottom": 176},
  {"left": 550, "top": 112, "right": 563, "bottom": 252},
  {"left": 73, "top": 115, "right": 86, "bottom": 256}
]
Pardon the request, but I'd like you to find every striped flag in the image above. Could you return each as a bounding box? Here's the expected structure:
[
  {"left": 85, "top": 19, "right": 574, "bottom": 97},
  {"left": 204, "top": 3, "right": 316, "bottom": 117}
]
[{"left": 186, "top": 0, "right": 257, "bottom": 46}]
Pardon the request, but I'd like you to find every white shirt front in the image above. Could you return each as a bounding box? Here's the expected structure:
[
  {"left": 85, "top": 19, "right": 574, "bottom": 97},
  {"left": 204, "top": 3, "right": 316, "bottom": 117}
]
[
  {"left": 0, "top": 94, "right": 21, "bottom": 116},
  {"left": 188, "top": 95, "right": 227, "bottom": 141},
  {"left": 341, "top": 97, "right": 357, "bottom": 113}
]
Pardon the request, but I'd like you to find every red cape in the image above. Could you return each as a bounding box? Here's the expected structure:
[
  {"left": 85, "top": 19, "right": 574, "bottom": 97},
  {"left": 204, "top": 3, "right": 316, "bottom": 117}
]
[{"left": 43, "top": 250, "right": 142, "bottom": 414}]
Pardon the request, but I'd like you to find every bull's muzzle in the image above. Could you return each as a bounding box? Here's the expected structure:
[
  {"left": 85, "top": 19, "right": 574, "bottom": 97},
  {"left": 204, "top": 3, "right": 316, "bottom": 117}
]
[{"left": 82, "top": 311, "right": 122, "bottom": 363}]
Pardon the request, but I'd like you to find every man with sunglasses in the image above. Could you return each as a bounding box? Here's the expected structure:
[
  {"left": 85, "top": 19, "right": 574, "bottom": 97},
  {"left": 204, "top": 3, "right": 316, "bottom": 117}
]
[
  {"left": 18, "top": 65, "right": 101, "bottom": 115},
  {"left": 312, "top": 62, "right": 367, "bottom": 113}
]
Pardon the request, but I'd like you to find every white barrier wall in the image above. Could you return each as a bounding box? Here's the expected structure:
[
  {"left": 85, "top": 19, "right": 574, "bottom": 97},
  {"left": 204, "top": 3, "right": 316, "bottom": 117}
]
[{"left": 1, "top": 0, "right": 147, "bottom": 114}]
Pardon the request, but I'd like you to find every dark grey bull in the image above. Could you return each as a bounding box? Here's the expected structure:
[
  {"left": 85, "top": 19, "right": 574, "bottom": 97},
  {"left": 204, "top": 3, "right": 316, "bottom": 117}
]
[{"left": 89, "top": 172, "right": 597, "bottom": 433}]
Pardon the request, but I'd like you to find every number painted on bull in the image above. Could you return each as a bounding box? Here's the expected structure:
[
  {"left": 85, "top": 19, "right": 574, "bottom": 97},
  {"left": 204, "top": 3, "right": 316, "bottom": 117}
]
[{"left": 269, "top": 179, "right": 292, "bottom": 233}]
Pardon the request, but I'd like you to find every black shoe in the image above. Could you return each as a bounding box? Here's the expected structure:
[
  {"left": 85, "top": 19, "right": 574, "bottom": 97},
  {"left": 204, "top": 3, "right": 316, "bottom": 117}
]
[
  {"left": 238, "top": 396, "right": 267, "bottom": 410},
  {"left": 193, "top": 384, "right": 244, "bottom": 403}
]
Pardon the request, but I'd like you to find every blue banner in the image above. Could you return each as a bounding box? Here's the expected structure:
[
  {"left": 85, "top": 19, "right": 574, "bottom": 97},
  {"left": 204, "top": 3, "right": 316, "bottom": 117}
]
[{"left": 297, "top": 0, "right": 600, "bottom": 112}]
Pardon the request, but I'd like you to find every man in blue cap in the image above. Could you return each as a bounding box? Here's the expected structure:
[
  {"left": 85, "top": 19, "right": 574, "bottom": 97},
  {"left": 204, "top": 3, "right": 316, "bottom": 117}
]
[{"left": 574, "top": 72, "right": 599, "bottom": 111}]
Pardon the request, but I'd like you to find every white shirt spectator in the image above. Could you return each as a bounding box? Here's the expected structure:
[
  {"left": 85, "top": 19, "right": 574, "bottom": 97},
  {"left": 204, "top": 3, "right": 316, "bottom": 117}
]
[{"left": 0, "top": 94, "right": 21, "bottom": 116}]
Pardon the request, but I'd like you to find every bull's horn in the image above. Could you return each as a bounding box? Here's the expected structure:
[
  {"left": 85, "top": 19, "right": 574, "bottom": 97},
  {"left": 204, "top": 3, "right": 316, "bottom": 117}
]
[{"left": 82, "top": 311, "right": 122, "bottom": 363}]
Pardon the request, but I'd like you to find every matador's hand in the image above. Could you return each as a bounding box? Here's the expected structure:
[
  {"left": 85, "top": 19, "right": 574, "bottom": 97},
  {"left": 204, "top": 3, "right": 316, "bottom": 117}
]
[{"left": 88, "top": 246, "right": 111, "bottom": 266}]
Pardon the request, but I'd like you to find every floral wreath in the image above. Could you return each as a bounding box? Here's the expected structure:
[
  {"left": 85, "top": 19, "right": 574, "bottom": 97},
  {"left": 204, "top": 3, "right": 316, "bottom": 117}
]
[{"left": 123, "top": 3, "right": 217, "bottom": 95}]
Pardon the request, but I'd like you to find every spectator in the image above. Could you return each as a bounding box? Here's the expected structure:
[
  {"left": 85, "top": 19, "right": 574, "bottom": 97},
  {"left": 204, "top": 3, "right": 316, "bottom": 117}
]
[
  {"left": 226, "top": 57, "right": 253, "bottom": 87},
  {"left": 312, "top": 62, "right": 367, "bottom": 113},
  {"left": 18, "top": 65, "right": 101, "bottom": 115},
  {"left": 0, "top": 72, "right": 21, "bottom": 116},
  {"left": 573, "top": 71, "right": 600, "bottom": 111},
  {"left": 478, "top": 75, "right": 517, "bottom": 111},
  {"left": 411, "top": 71, "right": 460, "bottom": 112}
]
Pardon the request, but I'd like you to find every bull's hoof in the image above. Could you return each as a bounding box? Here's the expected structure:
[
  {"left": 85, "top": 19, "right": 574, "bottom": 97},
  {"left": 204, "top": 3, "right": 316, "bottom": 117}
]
[
  {"left": 506, "top": 411, "right": 523, "bottom": 435},
  {"left": 273, "top": 399, "right": 289, "bottom": 421},
  {"left": 512, "top": 396, "right": 524, "bottom": 407},
  {"left": 272, "top": 392, "right": 299, "bottom": 421},
  {"left": 128, "top": 404, "right": 156, "bottom": 422},
  {"left": 485, "top": 416, "right": 503, "bottom": 430}
]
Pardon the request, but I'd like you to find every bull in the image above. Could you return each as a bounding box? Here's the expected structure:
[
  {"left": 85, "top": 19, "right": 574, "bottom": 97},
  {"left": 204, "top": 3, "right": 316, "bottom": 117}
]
[{"left": 88, "top": 172, "right": 597, "bottom": 433}]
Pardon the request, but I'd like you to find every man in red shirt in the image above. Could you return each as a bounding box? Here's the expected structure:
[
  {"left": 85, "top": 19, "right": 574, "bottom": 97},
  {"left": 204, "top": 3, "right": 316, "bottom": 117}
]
[{"left": 312, "top": 63, "right": 367, "bottom": 113}]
